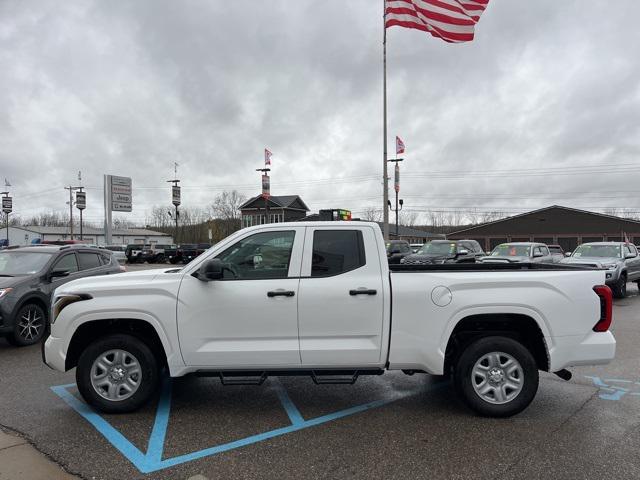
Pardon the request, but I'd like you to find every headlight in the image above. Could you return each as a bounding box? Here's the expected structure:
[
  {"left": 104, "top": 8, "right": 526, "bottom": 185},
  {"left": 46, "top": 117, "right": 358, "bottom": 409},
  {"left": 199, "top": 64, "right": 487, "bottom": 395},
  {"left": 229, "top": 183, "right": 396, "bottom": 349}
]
[
  {"left": 52, "top": 294, "right": 92, "bottom": 324},
  {"left": 602, "top": 264, "right": 618, "bottom": 270},
  {"left": 0, "top": 288, "right": 13, "bottom": 299}
]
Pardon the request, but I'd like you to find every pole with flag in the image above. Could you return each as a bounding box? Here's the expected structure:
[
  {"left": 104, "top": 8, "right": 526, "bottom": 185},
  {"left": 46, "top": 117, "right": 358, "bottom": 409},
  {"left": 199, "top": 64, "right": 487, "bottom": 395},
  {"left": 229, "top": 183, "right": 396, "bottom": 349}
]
[{"left": 382, "top": 0, "right": 490, "bottom": 238}]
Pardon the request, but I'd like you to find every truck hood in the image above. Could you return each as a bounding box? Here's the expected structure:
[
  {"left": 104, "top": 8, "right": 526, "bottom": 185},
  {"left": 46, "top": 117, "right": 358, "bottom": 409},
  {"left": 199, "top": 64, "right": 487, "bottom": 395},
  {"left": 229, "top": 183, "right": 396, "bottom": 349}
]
[
  {"left": 479, "top": 255, "right": 529, "bottom": 263},
  {"left": 562, "top": 256, "right": 619, "bottom": 267},
  {"left": 55, "top": 268, "right": 183, "bottom": 296}
]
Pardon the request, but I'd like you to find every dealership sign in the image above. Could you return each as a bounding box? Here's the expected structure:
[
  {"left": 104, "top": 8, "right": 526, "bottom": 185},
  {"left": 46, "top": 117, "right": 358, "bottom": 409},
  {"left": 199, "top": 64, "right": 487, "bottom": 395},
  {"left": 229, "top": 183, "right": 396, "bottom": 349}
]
[
  {"left": 109, "top": 175, "right": 132, "bottom": 212},
  {"left": 172, "top": 185, "right": 181, "bottom": 206},
  {"left": 262, "top": 174, "right": 270, "bottom": 199},
  {"left": 76, "top": 191, "right": 86, "bottom": 210},
  {"left": 2, "top": 196, "right": 12, "bottom": 214}
]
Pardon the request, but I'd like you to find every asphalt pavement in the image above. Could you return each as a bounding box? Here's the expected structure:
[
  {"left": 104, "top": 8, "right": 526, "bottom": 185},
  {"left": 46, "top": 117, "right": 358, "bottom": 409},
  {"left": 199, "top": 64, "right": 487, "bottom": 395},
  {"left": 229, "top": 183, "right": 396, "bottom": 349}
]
[{"left": 0, "top": 280, "right": 638, "bottom": 480}]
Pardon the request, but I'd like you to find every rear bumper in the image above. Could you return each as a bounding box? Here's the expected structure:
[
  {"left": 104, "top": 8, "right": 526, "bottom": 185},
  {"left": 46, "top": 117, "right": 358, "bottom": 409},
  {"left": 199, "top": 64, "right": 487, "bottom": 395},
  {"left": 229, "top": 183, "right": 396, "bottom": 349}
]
[
  {"left": 43, "top": 334, "right": 67, "bottom": 372},
  {"left": 549, "top": 331, "right": 616, "bottom": 371}
]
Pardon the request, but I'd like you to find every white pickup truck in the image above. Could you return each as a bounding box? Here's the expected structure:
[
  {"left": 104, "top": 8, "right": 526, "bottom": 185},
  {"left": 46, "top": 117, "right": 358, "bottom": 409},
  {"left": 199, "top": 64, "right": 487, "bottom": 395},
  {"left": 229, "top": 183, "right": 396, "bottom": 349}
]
[{"left": 44, "top": 222, "right": 616, "bottom": 417}]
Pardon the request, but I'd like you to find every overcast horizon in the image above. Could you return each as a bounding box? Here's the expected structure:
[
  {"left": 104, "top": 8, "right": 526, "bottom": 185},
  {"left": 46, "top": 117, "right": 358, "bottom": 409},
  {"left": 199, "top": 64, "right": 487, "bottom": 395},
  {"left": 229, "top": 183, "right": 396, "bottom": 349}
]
[{"left": 1, "top": 0, "right": 640, "bottom": 227}]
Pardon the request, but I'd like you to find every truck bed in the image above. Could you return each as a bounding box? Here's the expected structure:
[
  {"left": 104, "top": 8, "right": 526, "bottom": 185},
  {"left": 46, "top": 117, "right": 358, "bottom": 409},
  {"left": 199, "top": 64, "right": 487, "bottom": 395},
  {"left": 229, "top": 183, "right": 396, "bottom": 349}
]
[{"left": 389, "top": 262, "right": 601, "bottom": 272}]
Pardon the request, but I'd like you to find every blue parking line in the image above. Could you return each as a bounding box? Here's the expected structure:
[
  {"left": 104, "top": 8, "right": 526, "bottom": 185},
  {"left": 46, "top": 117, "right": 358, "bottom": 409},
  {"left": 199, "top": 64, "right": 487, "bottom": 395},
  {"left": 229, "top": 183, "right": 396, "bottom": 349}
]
[{"left": 51, "top": 378, "right": 444, "bottom": 474}]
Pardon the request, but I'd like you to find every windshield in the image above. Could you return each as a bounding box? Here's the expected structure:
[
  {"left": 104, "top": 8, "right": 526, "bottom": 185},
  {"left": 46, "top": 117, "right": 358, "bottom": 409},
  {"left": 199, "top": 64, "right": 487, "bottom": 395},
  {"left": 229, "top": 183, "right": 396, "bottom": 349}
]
[
  {"left": 572, "top": 244, "right": 622, "bottom": 258},
  {"left": 491, "top": 244, "right": 531, "bottom": 257},
  {"left": 418, "top": 242, "right": 456, "bottom": 256},
  {"left": 0, "top": 251, "right": 53, "bottom": 275}
]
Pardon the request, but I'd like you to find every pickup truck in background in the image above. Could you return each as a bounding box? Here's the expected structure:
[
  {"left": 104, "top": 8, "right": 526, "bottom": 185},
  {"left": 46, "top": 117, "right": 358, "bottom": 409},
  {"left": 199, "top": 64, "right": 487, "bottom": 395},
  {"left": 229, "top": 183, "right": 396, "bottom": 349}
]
[{"left": 44, "top": 222, "right": 616, "bottom": 418}]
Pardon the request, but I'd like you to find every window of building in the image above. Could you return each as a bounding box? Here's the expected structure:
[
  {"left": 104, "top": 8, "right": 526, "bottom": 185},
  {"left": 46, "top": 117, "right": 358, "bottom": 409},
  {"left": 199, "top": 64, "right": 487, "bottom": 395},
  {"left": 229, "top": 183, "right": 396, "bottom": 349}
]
[{"left": 311, "top": 230, "right": 366, "bottom": 277}]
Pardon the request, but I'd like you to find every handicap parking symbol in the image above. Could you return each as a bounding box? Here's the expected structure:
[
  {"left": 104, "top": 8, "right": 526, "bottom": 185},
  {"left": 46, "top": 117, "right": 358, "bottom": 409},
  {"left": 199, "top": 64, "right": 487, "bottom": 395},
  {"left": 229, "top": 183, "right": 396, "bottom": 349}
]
[
  {"left": 51, "top": 378, "right": 435, "bottom": 474},
  {"left": 585, "top": 376, "right": 640, "bottom": 401}
]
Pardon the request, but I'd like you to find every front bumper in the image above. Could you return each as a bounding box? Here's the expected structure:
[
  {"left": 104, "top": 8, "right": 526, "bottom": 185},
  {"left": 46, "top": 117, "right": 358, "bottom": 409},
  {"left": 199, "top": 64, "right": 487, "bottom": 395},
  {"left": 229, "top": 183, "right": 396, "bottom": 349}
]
[{"left": 42, "top": 334, "right": 67, "bottom": 372}]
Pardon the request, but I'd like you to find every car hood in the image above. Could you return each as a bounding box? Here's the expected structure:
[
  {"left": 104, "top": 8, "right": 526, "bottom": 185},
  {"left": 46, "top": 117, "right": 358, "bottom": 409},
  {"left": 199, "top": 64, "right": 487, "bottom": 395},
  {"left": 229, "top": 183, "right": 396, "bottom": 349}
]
[
  {"left": 479, "top": 255, "right": 529, "bottom": 263},
  {"left": 403, "top": 254, "right": 453, "bottom": 263},
  {"left": 54, "top": 268, "right": 183, "bottom": 297},
  {"left": 562, "top": 256, "right": 620, "bottom": 266},
  {"left": 0, "top": 275, "right": 32, "bottom": 289}
]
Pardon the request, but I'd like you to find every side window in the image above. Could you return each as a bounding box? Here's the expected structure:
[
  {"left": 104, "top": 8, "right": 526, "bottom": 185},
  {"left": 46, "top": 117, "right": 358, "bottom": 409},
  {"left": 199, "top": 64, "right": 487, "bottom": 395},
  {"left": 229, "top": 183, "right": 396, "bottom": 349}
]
[
  {"left": 533, "top": 247, "right": 541, "bottom": 256},
  {"left": 624, "top": 245, "right": 635, "bottom": 257},
  {"left": 100, "top": 253, "right": 112, "bottom": 265},
  {"left": 53, "top": 254, "right": 79, "bottom": 273},
  {"left": 631, "top": 245, "right": 638, "bottom": 256},
  {"left": 78, "top": 252, "right": 102, "bottom": 270},
  {"left": 311, "top": 230, "right": 365, "bottom": 277},
  {"left": 400, "top": 243, "right": 410, "bottom": 253},
  {"left": 215, "top": 231, "right": 295, "bottom": 279},
  {"left": 542, "top": 246, "right": 550, "bottom": 256}
]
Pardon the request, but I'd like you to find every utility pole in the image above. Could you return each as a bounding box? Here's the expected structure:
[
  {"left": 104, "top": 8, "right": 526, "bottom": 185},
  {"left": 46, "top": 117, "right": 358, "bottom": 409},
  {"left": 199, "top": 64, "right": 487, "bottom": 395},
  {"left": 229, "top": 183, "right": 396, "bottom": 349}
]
[
  {"left": 256, "top": 167, "right": 270, "bottom": 224},
  {"left": 387, "top": 156, "right": 403, "bottom": 238},
  {"left": 167, "top": 162, "right": 180, "bottom": 244}
]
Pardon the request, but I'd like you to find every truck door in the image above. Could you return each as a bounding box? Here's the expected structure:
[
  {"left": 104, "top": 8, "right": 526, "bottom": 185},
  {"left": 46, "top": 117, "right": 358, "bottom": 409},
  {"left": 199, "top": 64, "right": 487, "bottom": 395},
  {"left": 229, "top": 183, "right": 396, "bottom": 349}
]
[
  {"left": 177, "top": 227, "right": 304, "bottom": 367},
  {"left": 297, "top": 226, "right": 385, "bottom": 366}
]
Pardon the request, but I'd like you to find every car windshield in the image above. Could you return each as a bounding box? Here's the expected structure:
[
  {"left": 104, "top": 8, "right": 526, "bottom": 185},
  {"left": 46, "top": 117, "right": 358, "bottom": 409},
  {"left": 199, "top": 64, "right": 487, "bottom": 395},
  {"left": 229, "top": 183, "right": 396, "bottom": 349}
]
[
  {"left": 0, "top": 251, "right": 53, "bottom": 275},
  {"left": 491, "top": 244, "right": 531, "bottom": 257},
  {"left": 418, "top": 242, "right": 456, "bottom": 255},
  {"left": 572, "top": 245, "right": 622, "bottom": 258}
]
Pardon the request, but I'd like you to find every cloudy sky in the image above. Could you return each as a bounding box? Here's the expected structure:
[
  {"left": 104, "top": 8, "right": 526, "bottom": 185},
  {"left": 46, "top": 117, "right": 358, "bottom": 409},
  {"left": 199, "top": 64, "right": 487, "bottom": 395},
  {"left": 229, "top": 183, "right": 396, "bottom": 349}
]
[{"left": 1, "top": 0, "right": 639, "bottom": 226}]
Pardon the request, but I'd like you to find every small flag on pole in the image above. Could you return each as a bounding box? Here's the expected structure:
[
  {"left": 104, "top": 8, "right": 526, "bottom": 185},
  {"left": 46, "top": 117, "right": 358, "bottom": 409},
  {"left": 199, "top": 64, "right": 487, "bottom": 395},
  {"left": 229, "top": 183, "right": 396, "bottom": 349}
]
[
  {"left": 4, "top": 178, "right": 10, "bottom": 187},
  {"left": 385, "top": 0, "right": 490, "bottom": 43},
  {"left": 396, "top": 136, "right": 405, "bottom": 155},
  {"left": 265, "top": 149, "right": 272, "bottom": 166}
]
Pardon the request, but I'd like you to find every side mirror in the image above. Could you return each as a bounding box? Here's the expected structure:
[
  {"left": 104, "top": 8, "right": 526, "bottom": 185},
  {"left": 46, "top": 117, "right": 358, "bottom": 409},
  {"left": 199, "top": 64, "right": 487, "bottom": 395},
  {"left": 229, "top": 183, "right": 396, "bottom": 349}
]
[
  {"left": 50, "top": 268, "right": 70, "bottom": 278},
  {"left": 457, "top": 249, "right": 470, "bottom": 256},
  {"left": 565, "top": 252, "right": 572, "bottom": 257},
  {"left": 195, "top": 258, "right": 224, "bottom": 281}
]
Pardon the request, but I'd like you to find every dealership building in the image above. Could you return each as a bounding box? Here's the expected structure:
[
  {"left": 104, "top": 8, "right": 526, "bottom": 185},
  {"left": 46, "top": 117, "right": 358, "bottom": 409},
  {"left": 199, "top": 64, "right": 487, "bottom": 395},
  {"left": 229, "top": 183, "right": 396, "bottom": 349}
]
[
  {"left": 448, "top": 205, "right": 640, "bottom": 253},
  {"left": 0, "top": 225, "right": 173, "bottom": 246}
]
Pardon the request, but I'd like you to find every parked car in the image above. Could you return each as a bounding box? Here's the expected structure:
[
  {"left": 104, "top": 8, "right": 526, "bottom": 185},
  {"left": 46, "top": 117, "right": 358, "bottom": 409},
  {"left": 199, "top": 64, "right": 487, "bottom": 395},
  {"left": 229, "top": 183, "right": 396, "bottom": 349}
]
[
  {"left": 561, "top": 242, "right": 640, "bottom": 298},
  {"left": 401, "top": 239, "right": 484, "bottom": 265},
  {"left": 479, "top": 243, "right": 555, "bottom": 264},
  {"left": 45, "top": 221, "right": 615, "bottom": 418},
  {"left": 101, "top": 245, "right": 126, "bottom": 264},
  {"left": 164, "top": 245, "right": 181, "bottom": 264},
  {"left": 410, "top": 243, "right": 424, "bottom": 253},
  {"left": 125, "top": 244, "right": 148, "bottom": 263},
  {"left": 179, "top": 243, "right": 211, "bottom": 264},
  {"left": 139, "top": 244, "right": 175, "bottom": 263},
  {"left": 0, "top": 245, "right": 122, "bottom": 346},
  {"left": 386, "top": 240, "right": 412, "bottom": 264},
  {"left": 547, "top": 244, "right": 565, "bottom": 261}
]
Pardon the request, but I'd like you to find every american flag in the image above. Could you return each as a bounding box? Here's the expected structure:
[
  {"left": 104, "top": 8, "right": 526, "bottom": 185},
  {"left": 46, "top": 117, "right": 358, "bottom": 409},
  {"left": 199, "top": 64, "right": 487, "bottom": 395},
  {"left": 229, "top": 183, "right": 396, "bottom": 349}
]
[
  {"left": 385, "top": 0, "right": 490, "bottom": 43},
  {"left": 396, "top": 136, "right": 405, "bottom": 155},
  {"left": 265, "top": 148, "right": 272, "bottom": 166}
]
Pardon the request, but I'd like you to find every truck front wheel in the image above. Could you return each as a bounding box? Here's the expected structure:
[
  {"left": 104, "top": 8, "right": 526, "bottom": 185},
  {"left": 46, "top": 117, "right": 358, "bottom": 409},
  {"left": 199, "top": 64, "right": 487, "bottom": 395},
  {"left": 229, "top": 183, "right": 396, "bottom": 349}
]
[
  {"left": 454, "top": 336, "right": 539, "bottom": 418},
  {"left": 76, "top": 334, "right": 159, "bottom": 413}
]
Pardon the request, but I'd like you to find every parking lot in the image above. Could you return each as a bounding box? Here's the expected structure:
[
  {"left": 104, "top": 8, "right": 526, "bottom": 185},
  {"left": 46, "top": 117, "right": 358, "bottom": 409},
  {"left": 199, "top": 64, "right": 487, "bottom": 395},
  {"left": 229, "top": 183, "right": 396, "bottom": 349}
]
[{"left": 0, "top": 272, "right": 639, "bottom": 480}]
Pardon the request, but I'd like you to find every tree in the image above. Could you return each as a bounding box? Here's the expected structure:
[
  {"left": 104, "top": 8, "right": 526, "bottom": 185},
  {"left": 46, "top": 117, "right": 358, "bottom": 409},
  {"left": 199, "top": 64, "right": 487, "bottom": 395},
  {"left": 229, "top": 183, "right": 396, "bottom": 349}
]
[
  {"left": 361, "top": 207, "right": 382, "bottom": 222},
  {"left": 210, "top": 190, "right": 246, "bottom": 237}
]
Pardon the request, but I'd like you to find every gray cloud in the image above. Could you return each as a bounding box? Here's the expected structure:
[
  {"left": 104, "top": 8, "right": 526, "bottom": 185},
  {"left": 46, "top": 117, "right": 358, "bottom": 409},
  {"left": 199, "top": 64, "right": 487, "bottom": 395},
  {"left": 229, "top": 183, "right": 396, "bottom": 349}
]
[{"left": 1, "top": 0, "right": 639, "bottom": 226}]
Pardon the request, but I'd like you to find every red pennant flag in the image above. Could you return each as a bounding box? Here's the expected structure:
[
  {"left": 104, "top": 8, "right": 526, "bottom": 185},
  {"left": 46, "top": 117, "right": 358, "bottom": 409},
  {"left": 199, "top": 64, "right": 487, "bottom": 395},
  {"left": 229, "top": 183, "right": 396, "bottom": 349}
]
[
  {"left": 265, "top": 148, "right": 272, "bottom": 166},
  {"left": 396, "top": 136, "right": 405, "bottom": 155}
]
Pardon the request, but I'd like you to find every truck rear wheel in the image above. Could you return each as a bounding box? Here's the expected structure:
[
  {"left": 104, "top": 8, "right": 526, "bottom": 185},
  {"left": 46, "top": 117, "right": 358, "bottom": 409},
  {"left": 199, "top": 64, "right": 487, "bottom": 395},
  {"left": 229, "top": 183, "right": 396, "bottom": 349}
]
[
  {"left": 612, "top": 273, "right": 627, "bottom": 299},
  {"left": 76, "top": 334, "right": 159, "bottom": 413},
  {"left": 454, "top": 336, "right": 538, "bottom": 418}
]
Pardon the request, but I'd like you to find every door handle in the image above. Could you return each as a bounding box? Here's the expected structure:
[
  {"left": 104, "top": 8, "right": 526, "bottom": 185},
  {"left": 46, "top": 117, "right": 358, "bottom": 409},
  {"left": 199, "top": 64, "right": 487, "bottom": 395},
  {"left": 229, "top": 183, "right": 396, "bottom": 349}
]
[
  {"left": 267, "top": 290, "right": 295, "bottom": 298},
  {"left": 349, "top": 289, "right": 377, "bottom": 296}
]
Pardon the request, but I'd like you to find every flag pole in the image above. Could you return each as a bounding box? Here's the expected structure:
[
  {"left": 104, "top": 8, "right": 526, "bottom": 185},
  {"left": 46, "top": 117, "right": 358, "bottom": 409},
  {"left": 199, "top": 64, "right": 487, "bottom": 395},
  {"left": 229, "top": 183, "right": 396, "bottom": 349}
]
[{"left": 382, "top": 0, "right": 390, "bottom": 240}]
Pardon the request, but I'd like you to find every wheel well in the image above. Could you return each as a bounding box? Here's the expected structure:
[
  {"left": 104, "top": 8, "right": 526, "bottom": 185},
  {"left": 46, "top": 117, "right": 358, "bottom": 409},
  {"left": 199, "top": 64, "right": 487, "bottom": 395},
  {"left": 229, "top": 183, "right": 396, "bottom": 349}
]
[
  {"left": 65, "top": 319, "right": 167, "bottom": 371},
  {"left": 444, "top": 314, "right": 549, "bottom": 374},
  {"left": 16, "top": 296, "right": 49, "bottom": 321}
]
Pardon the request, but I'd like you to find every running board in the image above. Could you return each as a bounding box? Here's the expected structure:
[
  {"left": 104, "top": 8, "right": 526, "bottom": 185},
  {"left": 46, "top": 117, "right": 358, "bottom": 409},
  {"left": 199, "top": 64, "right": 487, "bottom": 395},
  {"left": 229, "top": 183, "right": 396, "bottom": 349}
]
[{"left": 194, "top": 369, "right": 384, "bottom": 386}]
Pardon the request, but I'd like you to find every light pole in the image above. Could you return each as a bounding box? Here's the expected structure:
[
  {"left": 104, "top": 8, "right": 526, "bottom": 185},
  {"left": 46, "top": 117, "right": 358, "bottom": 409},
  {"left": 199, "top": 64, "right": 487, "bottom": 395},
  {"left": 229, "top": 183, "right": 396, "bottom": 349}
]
[
  {"left": 256, "top": 167, "right": 270, "bottom": 224},
  {"left": 387, "top": 157, "right": 403, "bottom": 238}
]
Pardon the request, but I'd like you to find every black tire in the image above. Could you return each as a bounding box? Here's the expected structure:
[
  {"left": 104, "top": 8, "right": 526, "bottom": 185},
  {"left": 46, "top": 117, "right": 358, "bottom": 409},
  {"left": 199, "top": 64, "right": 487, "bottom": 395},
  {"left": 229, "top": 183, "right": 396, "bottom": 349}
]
[
  {"left": 155, "top": 254, "right": 165, "bottom": 264},
  {"left": 454, "top": 336, "right": 539, "bottom": 418},
  {"left": 76, "top": 334, "right": 159, "bottom": 413},
  {"left": 7, "top": 303, "right": 47, "bottom": 347},
  {"left": 612, "top": 274, "right": 627, "bottom": 299}
]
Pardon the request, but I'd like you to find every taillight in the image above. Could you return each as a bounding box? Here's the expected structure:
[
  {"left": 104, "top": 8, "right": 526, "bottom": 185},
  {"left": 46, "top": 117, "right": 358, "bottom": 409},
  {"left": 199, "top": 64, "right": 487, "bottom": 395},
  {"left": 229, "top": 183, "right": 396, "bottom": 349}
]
[{"left": 592, "top": 285, "right": 613, "bottom": 332}]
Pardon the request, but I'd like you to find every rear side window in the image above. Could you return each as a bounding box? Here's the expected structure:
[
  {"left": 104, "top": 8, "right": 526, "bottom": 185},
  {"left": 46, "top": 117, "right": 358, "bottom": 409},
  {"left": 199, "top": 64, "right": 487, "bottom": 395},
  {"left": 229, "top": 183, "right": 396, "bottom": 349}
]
[
  {"left": 53, "top": 254, "right": 78, "bottom": 273},
  {"left": 78, "top": 252, "right": 102, "bottom": 270},
  {"left": 311, "top": 230, "right": 366, "bottom": 277}
]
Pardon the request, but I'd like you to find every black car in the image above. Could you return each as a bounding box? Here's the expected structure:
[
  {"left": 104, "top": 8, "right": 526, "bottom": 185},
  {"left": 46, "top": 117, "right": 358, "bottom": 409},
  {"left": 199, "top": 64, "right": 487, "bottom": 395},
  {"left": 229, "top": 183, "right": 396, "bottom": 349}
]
[
  {"left": 125, "top": 244, "right": 148, "bottom": 263},
  {"left": 0, "top": 245, "right": 122, "bottom": 346},
  {"left": 386, "top": 240, "right": 412, "bottom": 264},
  {"left": 401, "top": 239, "right": 485, "bottom": 265},
  {"left": 180, "top": 243, "right": 211, "bottom": 264}
]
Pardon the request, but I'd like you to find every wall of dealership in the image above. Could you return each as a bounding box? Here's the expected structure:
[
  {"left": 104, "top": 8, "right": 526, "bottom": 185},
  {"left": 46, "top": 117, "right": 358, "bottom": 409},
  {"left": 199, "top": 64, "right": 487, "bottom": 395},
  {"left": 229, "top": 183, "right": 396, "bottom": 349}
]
[{"left": 447, "top": 205, "right": 640, "bottom": 253}]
